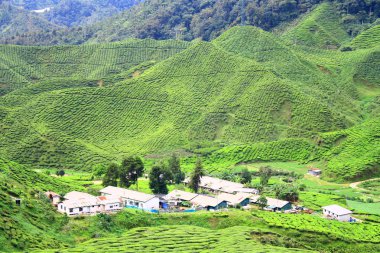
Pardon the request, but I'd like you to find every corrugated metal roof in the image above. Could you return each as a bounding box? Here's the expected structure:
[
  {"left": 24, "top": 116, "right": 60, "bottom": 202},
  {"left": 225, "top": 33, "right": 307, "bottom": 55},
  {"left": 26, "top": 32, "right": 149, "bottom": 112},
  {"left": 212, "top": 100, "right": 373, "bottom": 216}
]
[
  {"left": 190, "top": 195, "right": 224, "bottom": 207},
  {"left": 164, "top": 190, "right": 198, "bottom": 201},
  {"left": 322, "top": 204, "right": 352, "bottom": 215},
  {"left": 217, "top": 192, "right": 251, "bottom": 205},
  {"left": 100, "top": 186, "right": 156, "bottom": 203}
]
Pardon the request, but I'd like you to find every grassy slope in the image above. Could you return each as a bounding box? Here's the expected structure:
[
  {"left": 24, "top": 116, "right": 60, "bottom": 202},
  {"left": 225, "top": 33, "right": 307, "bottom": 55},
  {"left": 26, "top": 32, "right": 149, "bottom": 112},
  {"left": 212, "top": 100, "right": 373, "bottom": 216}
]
[
  {"left": 349, "top": 25, "right": 380, "bottom": 49},
  {"left": 0, "top": 38, "right": 190, "bottom": 94},
  {"left": 0, "top": 4, "right": 379, "bottom": 180},
  {"left": 28, "top": 210, "right": 380, "bottom": 253},
  {"left": 32, "top": 225, "right": 314, "bottom": 253},
  {"left": 0, "top": 158, "right": 83, "bottom": 251},
  {"left": 281, "top": 3, "right": 349, "bottom": 49}
]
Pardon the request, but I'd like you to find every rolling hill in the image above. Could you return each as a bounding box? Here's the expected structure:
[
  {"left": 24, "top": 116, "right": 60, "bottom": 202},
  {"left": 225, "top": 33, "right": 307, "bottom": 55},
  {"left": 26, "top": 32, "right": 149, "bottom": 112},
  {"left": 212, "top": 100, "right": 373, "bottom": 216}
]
[{"left": 0, "top": 16, "right": 379, "bottom": 181}]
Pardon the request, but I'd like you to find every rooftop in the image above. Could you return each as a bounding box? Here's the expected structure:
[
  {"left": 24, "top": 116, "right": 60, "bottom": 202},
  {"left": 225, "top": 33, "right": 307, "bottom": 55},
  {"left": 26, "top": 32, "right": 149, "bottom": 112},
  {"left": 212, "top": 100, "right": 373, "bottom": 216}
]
[
  {"left": 190, "top": 195, "right": 225, "bottom": 208},
  {"left": 165, "top": 190, "right": 198, "bottom": 201},
  {"left": 100, "top": 186, "right": 156, "bottom": 203},
  {"left": 250, "top": 195, "right": 290, "bottom": 208},
  {"left": 322, "top": 204, "right": 352, "bottom": 215},
  {"left": 218, "top": 192, "right": 251, "bottom": 205},
  {"left": 64, "top": 191, "right": 96, "bottom": 201}
]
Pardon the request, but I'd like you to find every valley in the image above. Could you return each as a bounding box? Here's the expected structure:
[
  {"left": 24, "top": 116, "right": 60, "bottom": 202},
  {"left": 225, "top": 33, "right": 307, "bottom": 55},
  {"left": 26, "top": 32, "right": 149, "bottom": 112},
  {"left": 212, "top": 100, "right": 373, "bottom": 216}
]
[{"left": 0, "top": 1, "right": 379, "bottom": 252}]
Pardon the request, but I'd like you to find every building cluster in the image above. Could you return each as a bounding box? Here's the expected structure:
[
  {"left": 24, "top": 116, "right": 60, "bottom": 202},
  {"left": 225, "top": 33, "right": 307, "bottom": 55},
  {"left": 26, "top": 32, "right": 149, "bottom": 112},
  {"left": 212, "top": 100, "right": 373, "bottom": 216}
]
[{"left": 48, "top": 176, "right": 354, "bottom": 222}]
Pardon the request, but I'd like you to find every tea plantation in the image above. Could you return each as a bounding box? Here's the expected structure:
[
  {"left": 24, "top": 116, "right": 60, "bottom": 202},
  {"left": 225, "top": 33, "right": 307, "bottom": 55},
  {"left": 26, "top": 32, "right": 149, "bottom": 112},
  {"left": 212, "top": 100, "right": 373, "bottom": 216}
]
[{"left": 0, "top": 17, "right": 379, "bottom": 180}]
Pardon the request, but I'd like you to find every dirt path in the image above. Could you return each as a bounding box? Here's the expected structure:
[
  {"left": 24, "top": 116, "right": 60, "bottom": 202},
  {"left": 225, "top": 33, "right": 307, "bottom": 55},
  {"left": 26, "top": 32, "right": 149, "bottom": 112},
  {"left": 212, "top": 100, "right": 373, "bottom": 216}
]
[{"left": 349, "top": 178, "right": 380, "bottom": 190}]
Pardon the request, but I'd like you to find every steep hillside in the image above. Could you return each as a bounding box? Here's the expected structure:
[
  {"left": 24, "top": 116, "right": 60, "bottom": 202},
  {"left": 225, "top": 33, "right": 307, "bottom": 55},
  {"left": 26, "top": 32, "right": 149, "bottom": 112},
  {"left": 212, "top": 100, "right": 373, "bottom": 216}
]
[
  {"left": 349, "top": 25, "right": 380, "bottom": 49},
  {"left": 281, "top": 3, "right": 350, "bottom": 49},
  {"left": 0, "top": 158, "right": 79, "bottom": 251},
  {"left": 0, "top": 39, "right": 190, "bottom": 94},
  {"left": 0, "top": 33, "right": 361, "bottom": 170}
]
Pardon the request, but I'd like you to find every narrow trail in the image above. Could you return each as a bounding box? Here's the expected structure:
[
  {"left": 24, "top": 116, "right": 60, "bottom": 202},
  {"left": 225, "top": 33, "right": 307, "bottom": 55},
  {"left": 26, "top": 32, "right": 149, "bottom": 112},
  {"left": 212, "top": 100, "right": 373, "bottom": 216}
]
[{"left": 349, "top": 178, "right": 380, "bottom": 190}]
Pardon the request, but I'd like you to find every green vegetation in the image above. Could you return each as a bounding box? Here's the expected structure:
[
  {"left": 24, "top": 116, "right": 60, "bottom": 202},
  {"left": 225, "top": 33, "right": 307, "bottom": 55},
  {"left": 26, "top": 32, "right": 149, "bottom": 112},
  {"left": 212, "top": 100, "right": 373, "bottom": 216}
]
[
  {"left": 254, "top": 211, "right": 380, "bottom": 243},
  {"left": 31, "top": 225, "right": 314, "bottom": 253},
  {"left": 347, "top": 200, "right": 380, "bottom": 215}
]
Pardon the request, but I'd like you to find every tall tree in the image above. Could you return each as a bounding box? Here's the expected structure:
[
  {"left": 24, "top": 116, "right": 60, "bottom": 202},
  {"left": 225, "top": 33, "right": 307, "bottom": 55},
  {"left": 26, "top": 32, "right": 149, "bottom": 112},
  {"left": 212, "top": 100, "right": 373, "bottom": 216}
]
[
  {"left": 102, "top": 163, "right": 119, "bottom": 187},
  {"left": 120, "top": 156, "right": 145, "bottom": 189},
  {"left": 149, "top": 165, "right": 169, "bottom": 194},
  {"left": 240, "top": 168, "right": 252, "bottom": 184},
  {"left": 259, "top": 166, "right": 273, "bottom": 186},
  {"left": 168, "top": 154, "right": 185, "bottom": 184},
  {"left": 189, "top": 158, "right": 205, "bottom": 193}
]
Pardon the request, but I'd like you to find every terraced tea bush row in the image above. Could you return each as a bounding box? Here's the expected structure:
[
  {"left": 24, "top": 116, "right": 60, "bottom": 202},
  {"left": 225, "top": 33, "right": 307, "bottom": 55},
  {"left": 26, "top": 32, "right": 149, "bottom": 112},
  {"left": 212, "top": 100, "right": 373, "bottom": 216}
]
[{"left": 255, "top": 212, "right": 380, "bottom": 243}]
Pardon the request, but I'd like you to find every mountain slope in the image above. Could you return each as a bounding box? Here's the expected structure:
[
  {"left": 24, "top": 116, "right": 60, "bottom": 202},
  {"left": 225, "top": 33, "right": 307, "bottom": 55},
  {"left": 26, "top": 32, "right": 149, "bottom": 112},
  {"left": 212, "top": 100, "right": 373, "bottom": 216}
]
[
  {"left": 0, "top": 39, "right": 190, "bottom": 95},
  {"left": 281, "top": 2, "right": 350, "bottom": 49},
  {"left": 0, "top": 158, "right": 80, "bottom": 251},
  {"left": 1, "top": 25, "right": 378, "bottom": 179}
]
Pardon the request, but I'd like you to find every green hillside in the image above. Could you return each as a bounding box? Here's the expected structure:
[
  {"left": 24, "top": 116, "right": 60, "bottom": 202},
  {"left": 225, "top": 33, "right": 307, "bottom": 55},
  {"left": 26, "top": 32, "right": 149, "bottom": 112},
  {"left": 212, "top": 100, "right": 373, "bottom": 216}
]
[
  {"left": 0, "top": 23, "right": 379, "bottom": 180},
  {"left": 282, "top": 3, "right": 350, "bottom": 49},
  {"left": 0, "top": 158, "right": 81, "bottom": 251},
  {"left": 31, "top": 225, "right": 314, "bottom": 253},
  {"left": 0, "top": 39, "right": 189, "bottom": 94},
  {"left": 349, "top": 25, "right": 380, "bottom": 49}
]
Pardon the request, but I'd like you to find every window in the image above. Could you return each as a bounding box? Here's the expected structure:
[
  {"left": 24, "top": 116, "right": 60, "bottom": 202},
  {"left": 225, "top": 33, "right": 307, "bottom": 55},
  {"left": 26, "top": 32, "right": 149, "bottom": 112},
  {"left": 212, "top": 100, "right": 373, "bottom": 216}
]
[
  {"left": 110, "top": 205, "right": 113, "bottom": 208},
  {"left": 69, "top": 208, "right": 73, "bottom": 213},
  {"left": 79, "top": 207, "right": 83, "bottom": 212}
]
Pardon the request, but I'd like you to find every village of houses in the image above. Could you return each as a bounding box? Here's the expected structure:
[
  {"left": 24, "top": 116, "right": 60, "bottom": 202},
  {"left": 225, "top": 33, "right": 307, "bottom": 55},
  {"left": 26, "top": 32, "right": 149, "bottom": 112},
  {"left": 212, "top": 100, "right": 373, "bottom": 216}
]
[{"left": 45, "top": 174, "right": 356, "bottom": 223}]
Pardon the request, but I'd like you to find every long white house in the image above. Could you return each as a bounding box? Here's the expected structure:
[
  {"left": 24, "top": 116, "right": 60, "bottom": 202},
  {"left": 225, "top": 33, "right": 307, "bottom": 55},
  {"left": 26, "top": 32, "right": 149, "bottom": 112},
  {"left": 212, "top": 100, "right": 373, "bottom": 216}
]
[
  {"left": 184, "top": 176, "right": 259, "bottom": 194},
  {"left": 322, "top": 204, "right": 353, "bottom": 221},
  {"left": 100, "top": 186, "right": 159, "bottom": 211},
  {"left": 58, "top": 191, "right": 122, "bottom": 216}
]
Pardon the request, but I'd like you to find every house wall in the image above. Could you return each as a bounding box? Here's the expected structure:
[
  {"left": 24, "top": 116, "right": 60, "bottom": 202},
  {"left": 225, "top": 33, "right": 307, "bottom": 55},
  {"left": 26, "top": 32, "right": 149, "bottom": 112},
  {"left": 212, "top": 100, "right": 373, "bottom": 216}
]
[
  {"left": 143, "top": 197, "right": 159, "bottom": 210},
  {"left": 240, "top": 198, "right": 250, "bottom": 207},
  {"left": 282, "top": 202, "right": 292, "bottom": 211},
  {"left": 208, "top": 201, "right": 228, "bottom": 211},
  {"left": 337, "top": 214, "right": 351, "bottom": 221}
]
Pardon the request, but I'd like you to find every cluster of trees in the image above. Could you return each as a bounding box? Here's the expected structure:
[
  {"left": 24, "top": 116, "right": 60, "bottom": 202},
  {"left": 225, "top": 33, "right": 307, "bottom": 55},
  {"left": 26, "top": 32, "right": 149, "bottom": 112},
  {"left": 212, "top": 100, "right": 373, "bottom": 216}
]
[
  {"left": 149, "top": 154, "right": 186, "bottom": 194},
  {"left": 102, "top": 154, "right": 186, "bottom": 194},
  {"left": 102, "top": 156, "right": 144, "bottom": 189}
]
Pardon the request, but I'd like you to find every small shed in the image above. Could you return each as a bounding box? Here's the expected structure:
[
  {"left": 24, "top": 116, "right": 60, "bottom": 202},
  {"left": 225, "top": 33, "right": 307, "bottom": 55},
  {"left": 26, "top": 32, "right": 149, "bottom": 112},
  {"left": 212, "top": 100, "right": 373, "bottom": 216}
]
[
  {"left": 322, "top": 204, "right": 352, "bottom": 221},
  {"left": 45, "top": 191, "right": 61, "bottom": 205},
  {"left": 308, "top": 169, "right": 322, "bottom": 176}
]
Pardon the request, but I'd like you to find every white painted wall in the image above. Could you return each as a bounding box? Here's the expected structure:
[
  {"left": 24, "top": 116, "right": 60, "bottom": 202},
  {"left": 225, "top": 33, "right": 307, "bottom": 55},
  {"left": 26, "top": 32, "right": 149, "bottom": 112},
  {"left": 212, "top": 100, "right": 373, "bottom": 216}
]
[
  {"left": 323, "top": 209, "right": 351, "bottom": 221},
  {"left": 142, "top": 197, "right": 159, "bottom": 210}
]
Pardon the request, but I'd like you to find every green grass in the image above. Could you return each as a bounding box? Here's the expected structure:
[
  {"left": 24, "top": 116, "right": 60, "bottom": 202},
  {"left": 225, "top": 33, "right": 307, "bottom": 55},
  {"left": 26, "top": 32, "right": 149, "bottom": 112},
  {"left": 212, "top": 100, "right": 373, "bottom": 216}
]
[
  {"left": 349, "top": 25, "right": 380, "bottom": 49},
  {"left": 346, "top": 200, "right": 380, "bottom": 215}
]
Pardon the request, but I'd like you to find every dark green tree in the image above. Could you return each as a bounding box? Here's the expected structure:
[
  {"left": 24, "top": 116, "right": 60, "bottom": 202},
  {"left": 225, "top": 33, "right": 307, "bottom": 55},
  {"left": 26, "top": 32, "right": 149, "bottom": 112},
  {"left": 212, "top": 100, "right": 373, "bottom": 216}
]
[
  {"left": 149, "top": 165, "right": 169, "bottom": 194},
  {"left": 189, "top": 158, "right": 205, "bottom": 193},
  {"left": 259, "top": 166, "right": 273, "bottom": 186},
  {"left": 102, "top": 163, "right": 119, "bottom": 187},
  {"left": 119, "top": 156, "right": 145, "bottom": 189},
  {"left": 257, "top": 195, "right": 268, "bottom": 210},
  {"left": 56, "top": 169, "right": 65, "bottom": 177},
  {"left": 240, "top": 168, "right": 252, "bottom": 184},
  {"left": 168, "top": 154, "right": 185, "bottom": 184}
]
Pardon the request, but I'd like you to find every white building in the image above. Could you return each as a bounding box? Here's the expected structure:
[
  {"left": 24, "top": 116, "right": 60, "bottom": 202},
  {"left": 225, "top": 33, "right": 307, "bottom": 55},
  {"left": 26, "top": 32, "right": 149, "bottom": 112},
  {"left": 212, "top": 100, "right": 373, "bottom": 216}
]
[
  {"left": 100, "top": 186, "right": 159, "bottom": 211},
  {"left": 57, "top": 191, "right": 122, "bottom": 216},
  {"left": 184, "top": 176, "right": 259, "bottom": 194},
  {"left": 322, "top": 204, "right": 353, "bottom": 221}
]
